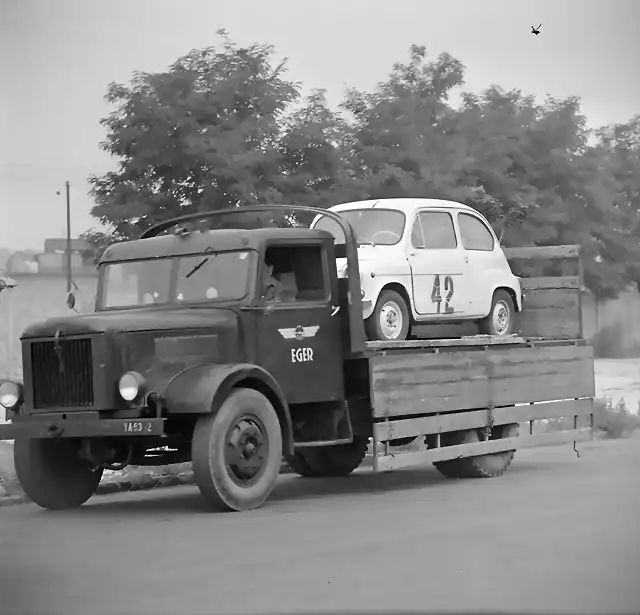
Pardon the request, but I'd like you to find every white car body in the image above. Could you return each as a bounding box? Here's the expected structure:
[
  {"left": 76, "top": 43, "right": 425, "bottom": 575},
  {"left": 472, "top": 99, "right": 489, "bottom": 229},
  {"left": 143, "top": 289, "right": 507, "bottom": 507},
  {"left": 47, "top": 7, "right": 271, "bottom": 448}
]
[{"left": 311, "top": 198, "right": 522, "bottom": 325}]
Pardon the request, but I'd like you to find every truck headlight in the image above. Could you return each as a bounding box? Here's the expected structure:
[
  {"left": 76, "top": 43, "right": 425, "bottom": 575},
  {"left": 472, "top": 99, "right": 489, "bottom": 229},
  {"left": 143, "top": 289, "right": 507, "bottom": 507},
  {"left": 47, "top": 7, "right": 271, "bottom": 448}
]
[
  {"left": 0, "top": 381, "right": 23, "bottom": 410},
  {"left": 118, "top": 372, "right": 146, "bottom": 402}
]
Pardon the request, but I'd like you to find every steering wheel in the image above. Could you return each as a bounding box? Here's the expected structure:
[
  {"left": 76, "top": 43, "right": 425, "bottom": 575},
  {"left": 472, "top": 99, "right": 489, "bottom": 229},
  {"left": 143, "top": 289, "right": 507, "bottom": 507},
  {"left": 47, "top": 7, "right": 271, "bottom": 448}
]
[{"left": 371, "top": 230, "right": 400, "bottom": 244}]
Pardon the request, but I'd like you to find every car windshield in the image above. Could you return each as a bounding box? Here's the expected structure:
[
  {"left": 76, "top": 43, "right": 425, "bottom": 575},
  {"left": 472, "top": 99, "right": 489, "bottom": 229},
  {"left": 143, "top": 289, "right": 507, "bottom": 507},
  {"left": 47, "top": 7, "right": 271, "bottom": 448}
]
[
  {"left": 314, "top": 209, "right": 405, "bottom": 246},
  {"left": 100, "top": 250, "right": 253, "bottom": 309}
]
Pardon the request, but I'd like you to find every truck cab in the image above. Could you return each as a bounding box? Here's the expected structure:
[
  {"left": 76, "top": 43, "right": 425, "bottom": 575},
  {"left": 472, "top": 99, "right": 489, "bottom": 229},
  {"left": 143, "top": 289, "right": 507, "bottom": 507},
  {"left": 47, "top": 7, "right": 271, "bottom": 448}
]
[{"left": 0, "top": 206, "right": 369, "bottom": 512}]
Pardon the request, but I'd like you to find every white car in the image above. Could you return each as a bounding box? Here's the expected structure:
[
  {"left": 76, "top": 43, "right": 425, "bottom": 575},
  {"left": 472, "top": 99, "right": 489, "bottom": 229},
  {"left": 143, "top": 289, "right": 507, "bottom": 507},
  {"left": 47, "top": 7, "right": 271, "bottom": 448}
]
[{"left": 311, "top": 198, "right": 523, "bottom": 341}]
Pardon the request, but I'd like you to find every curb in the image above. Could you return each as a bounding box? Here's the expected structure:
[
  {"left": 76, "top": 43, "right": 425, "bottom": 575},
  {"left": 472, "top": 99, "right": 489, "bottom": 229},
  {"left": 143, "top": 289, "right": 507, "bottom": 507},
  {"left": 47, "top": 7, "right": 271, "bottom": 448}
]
[{"left": 0, "top": 494, "right": 30, "bottom": 508}]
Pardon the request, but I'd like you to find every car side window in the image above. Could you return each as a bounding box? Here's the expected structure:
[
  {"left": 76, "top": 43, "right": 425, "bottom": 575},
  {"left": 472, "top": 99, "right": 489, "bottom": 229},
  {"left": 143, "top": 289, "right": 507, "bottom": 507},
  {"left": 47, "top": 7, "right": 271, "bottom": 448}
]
[
  {"left": 262, "top": 245, "right": 328, "bottom": 303},
  {"left": 458, "top": 213, "right": 495, "bottom": 251},
  {"left": 411, "top": 218, "right": 425, "bottom": 249},
  {"left": 418, "top": 212, "right": 457, "bottom": 249}
]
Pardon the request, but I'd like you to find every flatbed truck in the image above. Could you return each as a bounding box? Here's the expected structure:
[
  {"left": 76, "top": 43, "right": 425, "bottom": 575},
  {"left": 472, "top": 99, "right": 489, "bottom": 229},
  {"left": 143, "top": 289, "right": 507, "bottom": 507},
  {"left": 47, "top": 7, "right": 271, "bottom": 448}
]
[{"left": 0, "top": 206, "right": 594, "bottom": 511}]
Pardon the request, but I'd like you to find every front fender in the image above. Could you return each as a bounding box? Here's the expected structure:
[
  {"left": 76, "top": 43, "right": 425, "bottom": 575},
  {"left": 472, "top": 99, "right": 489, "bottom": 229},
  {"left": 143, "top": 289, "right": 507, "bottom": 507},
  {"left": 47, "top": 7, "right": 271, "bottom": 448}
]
[{"left": 162, "top": 363, "right": 293, "bottom": 455}]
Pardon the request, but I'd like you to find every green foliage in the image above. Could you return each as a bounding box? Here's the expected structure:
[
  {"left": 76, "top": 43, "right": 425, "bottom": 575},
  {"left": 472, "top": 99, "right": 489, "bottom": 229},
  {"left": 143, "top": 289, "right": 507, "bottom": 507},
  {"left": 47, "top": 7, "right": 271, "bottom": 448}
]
[
  {"left": 544, "top": 398, "right": 639, "bottom": 439},
  {"left": 593, "top": 398, "right": 639, "bottom": 438},
  {"left": 87, "top": 35, "right": 640, "bottom": 299},
  {"left": 88, "top": 30, "right": 301, "bottom": 243},
  {"left": 591, "top": 323, "right": 640, "bottom": 359}
]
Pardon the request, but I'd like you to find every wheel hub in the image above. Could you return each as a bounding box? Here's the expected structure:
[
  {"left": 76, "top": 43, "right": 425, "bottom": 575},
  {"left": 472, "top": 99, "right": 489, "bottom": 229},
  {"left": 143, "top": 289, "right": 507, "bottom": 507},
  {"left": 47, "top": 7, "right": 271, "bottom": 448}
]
[
  {"left": 226, "top": 418, "right": 267, "bottom": 484},
  {"left": 493, "top": 300, "right": 510, "bottom": 335},
  {"left": 380, "top": 301, "right": 402, "bottom": 339}
]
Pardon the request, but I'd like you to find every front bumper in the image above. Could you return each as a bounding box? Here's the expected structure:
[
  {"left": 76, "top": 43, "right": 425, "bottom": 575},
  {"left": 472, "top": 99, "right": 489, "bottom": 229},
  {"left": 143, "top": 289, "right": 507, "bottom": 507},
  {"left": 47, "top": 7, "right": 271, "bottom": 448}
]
[
  {"left": 0, "top": 415, "right": 166, "bottom": 440},
  {"left": 362, "top": 299, "right": 373, "bottom": 320}
]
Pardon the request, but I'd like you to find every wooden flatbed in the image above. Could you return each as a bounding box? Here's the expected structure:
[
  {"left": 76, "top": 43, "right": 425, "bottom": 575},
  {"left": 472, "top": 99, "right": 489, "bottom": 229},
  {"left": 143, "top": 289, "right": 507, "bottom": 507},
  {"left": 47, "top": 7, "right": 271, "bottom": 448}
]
[{"left": 363, "top": 245, "right": 595, "bottom": 475}]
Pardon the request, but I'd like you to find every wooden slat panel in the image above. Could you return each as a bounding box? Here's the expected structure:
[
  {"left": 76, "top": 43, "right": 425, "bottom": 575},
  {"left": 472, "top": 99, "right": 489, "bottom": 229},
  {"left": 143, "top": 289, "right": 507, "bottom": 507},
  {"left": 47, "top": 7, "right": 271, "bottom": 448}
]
[
  {"left": 370, "top": 344, "right": 595, "bottom": 418},
  {"left": 489, "top": 345, "right": 595, "bottom": 404},
  {"left": 523, "top": 289, "right": 580, "bottom": 309},
  {"left": 374, "top": 398, "right": 593, "bottom": 441},
  {"left": 517, "top": 289, "right": 581, "bottom": 339},
  {"left": 504, "top": 245, "right": 581, "bottom": 259},
  {"left": 522, "top": 276, "right": 580, "bottom": 290},
  {"left": 373, "top": 428, "right": 593, "bottom": 471}
]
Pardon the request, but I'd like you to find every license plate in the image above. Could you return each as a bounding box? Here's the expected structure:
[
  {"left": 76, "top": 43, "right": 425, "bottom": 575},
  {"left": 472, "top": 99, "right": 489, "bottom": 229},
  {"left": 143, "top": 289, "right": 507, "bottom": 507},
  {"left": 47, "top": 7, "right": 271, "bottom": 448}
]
[{"left": 122, "top": 420, "right": 155, "bottom": 434}]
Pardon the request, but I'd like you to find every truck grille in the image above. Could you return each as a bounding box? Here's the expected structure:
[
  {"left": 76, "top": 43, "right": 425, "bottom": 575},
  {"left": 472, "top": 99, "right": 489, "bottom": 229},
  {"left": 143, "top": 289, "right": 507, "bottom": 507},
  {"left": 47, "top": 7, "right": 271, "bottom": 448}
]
[{"left": 31, "top": 338, "right": 95, "bottom": 409}]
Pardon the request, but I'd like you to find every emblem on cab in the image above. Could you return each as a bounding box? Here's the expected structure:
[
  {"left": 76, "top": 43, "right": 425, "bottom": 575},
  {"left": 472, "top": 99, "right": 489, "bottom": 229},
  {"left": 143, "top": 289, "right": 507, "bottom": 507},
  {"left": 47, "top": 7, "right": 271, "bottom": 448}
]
[{"left": 278, "top": 325, "right": 320, "bottom": 341}]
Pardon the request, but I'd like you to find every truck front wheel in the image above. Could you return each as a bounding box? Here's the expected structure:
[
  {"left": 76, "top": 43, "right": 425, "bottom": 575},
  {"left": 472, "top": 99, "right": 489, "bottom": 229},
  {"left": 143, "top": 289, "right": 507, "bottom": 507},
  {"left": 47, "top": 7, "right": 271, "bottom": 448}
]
[
  {"left": 192, "top": 388, "right": 282, "bottom": 512},
  {"left": 14, "top": 438, "right": 103, "bottom": 510}
]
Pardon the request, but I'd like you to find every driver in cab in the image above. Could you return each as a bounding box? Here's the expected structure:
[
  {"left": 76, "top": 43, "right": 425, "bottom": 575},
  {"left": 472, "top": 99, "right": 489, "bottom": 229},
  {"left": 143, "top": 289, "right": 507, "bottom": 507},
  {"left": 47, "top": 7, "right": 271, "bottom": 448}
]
[{"left": 262, "top": 260, "right": 297, "bottom": 303}]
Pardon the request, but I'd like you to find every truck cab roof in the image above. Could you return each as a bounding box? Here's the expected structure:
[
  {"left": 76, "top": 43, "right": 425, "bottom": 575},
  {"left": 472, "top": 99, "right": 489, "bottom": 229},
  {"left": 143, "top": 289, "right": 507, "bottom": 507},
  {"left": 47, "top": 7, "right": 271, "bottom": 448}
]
[{"left": 100, "top": 227, "right": 335, "bottom": 264}]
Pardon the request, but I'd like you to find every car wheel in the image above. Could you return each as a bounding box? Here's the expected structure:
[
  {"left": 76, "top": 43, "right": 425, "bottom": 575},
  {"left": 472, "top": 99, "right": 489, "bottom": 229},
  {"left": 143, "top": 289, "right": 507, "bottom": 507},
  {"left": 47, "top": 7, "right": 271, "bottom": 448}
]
[
  {"left": 478, "top": 290, "right": 516, "bottom": 336},
  {"left": 365, "top": 289, "right": 411, "bottom": 341}
]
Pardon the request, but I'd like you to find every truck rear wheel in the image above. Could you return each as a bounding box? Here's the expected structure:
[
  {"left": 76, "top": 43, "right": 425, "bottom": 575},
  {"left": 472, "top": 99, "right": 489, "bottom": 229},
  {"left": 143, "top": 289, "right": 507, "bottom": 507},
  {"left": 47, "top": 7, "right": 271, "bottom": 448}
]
[
  {"left": 286, "top": 437, "right": 369, "bottom": 478},
  {"left": 192, "top": 388, "right": 282, "bottom": 512},
  {"left": 14, "top": 438, "right": 103, "bottom": 510},
  {"left": 433, "top": 423, "right": 519, "bottom": 479}
]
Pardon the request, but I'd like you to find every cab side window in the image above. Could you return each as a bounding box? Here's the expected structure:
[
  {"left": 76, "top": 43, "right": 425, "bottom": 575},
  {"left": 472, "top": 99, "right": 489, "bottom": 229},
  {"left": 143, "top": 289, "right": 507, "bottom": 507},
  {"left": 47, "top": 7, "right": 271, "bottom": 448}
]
[
  {"left": 263, "top": 245, "right": 328, "bottom": 303},
  {"left": 417, "top": 212, "right": 457, "bottom": 249},
  {"left": 458, "top": 213, "right": 495, "bottom": 251}
]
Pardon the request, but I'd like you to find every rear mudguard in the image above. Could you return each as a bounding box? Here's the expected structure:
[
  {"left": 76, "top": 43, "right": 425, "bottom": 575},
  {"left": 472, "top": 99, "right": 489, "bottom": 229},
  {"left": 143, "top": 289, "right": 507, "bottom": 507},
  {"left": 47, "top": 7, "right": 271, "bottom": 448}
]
[{"left": 162, "top": 363, "right": 293, "bottom": 455}]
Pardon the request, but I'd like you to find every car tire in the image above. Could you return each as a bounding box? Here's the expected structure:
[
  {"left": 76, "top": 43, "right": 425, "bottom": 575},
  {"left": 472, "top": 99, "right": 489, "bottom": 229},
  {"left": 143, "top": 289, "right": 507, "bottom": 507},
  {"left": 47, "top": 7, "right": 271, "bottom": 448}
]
[
  {"left": 365, "top": 289, "right": 411, "bottom": 342},
  {"left": 478, "top": 289, "right": 516, "bottom": 336}
]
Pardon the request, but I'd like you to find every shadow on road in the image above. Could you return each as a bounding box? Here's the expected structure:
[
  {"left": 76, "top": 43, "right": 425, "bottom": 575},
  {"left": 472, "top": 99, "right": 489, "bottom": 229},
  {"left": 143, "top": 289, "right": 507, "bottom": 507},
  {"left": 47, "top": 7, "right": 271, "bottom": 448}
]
[{"left": 39, "top": 455, "right": 546, "bottom": 517}]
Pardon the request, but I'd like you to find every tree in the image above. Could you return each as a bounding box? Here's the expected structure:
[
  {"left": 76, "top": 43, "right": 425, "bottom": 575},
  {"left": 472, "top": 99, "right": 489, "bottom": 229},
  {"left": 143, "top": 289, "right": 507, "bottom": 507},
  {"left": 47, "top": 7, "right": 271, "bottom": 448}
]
[
  {"left": 87, "top": 30, "right": 301, "bottom": 253},
  {"left": 85, "top": 36, "right": 640, "bottom": 299},
  {"left": 276, "top": 89, "right": 354, "bottom": 206}
]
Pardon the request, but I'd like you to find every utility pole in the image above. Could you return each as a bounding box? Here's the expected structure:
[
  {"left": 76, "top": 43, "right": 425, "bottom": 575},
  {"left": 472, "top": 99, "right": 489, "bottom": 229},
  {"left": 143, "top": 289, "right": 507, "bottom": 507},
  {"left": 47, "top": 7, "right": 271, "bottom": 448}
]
[{"left": 65, "top": 180, "right": 72, "bottom": 293}]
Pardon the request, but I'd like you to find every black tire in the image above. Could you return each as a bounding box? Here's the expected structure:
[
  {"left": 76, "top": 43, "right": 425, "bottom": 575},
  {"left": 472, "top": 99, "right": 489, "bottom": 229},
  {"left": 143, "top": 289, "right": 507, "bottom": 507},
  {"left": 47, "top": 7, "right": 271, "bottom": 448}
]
[
  {"left": 433, "top": 423, "right": 519, "bottom": 479},
  {"left": 365, "top": 289, "right": 411, "bottom": 341},
  {"left": 284, "top": 451, "right": 321, "bottom": 477},
  {"left": 286, "top": 437, "right": 369, "bottom": 478},
  {"left": 478, "top": 289, "right": 516, "bottom": 336},
  {"left": 14, "top": 438, "right": 103, "bottom": 510},
  {"left": 191, "top": 387, "right": 282, "bottom": 512}
]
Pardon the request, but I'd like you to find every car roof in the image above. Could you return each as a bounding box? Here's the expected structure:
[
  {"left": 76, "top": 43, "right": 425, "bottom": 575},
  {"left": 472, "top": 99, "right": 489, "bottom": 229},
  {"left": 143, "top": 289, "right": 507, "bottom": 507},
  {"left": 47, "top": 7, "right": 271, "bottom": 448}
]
[
  {"left": 100, "top": 227, "right": 334, "bottom": 264},
  {"left": 328, "top": 198, "right": 479, "bottom": 215}
]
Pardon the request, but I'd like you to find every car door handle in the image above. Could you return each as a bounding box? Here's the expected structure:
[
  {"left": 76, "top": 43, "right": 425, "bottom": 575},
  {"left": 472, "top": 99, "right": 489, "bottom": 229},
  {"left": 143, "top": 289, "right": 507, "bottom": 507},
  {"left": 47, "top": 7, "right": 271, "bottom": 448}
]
[{"left": 330, "top": 305, "right": 340, "bottom": 316}]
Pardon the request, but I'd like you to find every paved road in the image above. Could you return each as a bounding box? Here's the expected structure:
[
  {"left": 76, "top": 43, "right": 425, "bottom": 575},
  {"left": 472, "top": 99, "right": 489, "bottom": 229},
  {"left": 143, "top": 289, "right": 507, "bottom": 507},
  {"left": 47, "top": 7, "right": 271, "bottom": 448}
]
[{"left": 1, "top": 437, "right": 639, "bottom": 615}]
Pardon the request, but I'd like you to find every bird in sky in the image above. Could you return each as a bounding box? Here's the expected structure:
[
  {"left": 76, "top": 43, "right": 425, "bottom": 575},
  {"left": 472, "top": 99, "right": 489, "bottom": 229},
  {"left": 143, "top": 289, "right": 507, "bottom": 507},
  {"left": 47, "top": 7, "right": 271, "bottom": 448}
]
[{"left": 531, "top": 24, "right": 542, "bottom": 35}]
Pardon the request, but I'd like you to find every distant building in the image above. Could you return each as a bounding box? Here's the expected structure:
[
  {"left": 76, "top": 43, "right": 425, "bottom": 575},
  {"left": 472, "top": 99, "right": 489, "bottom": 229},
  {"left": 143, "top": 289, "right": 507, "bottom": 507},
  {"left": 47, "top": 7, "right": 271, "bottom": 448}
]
[{"left": 5, "top": 238, "right": 96, "bottom": 277}]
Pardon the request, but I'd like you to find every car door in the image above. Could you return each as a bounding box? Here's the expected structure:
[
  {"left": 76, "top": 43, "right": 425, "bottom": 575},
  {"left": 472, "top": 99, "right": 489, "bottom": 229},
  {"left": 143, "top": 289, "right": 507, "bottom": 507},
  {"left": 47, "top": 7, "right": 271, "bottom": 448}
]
[
  {"left": 407, "top": 210, "right": 470, "bottom": 317},
  {"left": 255, "top": 241, "right": 345, "bottom": 404},
  {"left": 456, "top": 211, "right": 507, "bottom": 317}
]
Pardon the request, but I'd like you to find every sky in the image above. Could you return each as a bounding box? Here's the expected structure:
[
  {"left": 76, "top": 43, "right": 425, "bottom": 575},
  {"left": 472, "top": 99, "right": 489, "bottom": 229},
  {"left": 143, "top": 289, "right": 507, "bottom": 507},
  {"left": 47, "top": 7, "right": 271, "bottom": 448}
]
[{"left": 1, "top": 0, "right": 639, "bottom": 252}]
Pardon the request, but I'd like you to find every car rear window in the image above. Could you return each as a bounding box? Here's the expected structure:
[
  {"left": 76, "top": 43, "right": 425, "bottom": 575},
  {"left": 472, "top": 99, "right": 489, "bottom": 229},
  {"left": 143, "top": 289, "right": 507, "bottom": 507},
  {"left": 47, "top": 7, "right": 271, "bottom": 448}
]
[{"left": 458, "top": 213, "right": 495, "bottom": 251}]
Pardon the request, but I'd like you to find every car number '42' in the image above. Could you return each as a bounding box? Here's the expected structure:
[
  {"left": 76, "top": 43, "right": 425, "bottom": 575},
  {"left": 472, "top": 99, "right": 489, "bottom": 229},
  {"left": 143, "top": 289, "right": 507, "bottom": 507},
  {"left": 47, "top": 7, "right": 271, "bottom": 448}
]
[{"left": 431, "top": 274, "right": 455, "bottom": 314}]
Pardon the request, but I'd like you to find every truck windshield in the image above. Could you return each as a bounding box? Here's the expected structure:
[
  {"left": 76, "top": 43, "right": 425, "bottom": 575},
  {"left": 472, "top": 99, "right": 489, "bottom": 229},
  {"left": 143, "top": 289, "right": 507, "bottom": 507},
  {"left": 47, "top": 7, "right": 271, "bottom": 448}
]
[
  {"left": 100, "top": 250, "right": 253, "bottom": 309},
  {"left": 314, "top": 209, "right": 405, "bottom": 246}
]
